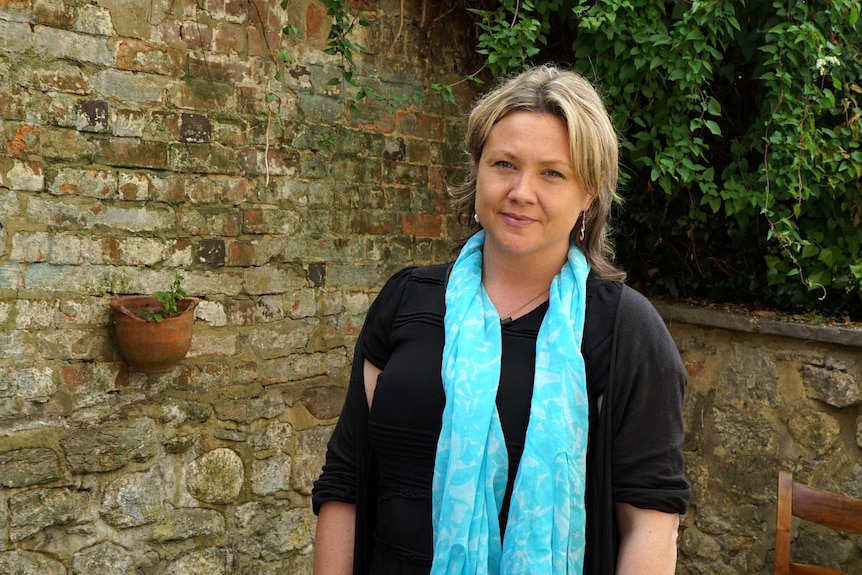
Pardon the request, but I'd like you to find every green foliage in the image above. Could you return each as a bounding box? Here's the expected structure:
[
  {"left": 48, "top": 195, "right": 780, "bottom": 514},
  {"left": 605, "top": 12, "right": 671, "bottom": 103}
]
[
  {"left": 138, "top": 274, "right": 187, "bottom": 323},
  {"left": 468, "top": 0, "right": 862, "bottom": 317},
  {"left": 314, "top": 0, "right": 423, "bottom": 114}
]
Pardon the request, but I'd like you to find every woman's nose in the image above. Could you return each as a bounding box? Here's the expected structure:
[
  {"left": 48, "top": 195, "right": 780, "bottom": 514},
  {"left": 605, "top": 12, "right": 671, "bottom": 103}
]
[{"left": 507, "top": 173, "right": 536, "bottom": 203}]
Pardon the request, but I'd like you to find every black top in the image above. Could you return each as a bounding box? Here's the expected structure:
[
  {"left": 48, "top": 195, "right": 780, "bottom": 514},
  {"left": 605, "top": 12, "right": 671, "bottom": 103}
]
[{"left": 313, "top": 264, "right": 690, "bottom": 574}]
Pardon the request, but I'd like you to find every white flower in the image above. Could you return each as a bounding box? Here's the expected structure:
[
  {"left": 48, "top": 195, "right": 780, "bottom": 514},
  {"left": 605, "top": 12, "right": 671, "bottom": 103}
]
[{"left": 815, "top": 55, "right": 841, "bottom": 75}]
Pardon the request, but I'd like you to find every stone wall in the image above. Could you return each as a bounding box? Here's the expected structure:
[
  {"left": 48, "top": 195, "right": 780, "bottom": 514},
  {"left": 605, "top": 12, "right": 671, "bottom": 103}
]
[
  {"left": 0, "top": 0, "right": 476, "bottom": 573},
  {"left": 2, "top": 0, "right": 861, "bottom": 573},
  {"left": 665, "top": 305, "right": 862, "bottom": 574}
]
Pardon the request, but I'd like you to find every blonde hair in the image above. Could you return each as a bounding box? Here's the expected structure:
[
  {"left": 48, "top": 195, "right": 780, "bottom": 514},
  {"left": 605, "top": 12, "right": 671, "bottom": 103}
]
[{"left": 449, "top": 65, "right": 625, "bottom": 280}]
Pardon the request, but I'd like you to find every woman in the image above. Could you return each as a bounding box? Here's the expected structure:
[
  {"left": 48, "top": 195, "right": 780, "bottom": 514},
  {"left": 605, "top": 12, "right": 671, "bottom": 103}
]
[{"left": 312, "top": 65, "right": 690, "bottom": 574}]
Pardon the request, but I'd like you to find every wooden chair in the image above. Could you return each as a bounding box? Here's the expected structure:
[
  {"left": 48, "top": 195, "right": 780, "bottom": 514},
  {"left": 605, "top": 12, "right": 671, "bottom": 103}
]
[{"left": 774, "top": 470, "right": 862, "bottom": 575}]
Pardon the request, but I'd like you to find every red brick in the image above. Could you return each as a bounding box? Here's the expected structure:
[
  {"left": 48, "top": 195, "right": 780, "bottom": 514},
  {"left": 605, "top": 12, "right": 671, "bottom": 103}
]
[
  {"left": 188, "top": 55, "right": 252, "bottom": 84},
  {"left": 181, "top": 20, "right": 214, "bottom": 50},
  {"left": 154, "top": 19, "right": 183, "bottom": 45},
  {"left": 429, "top": 166, "right": 446, "bottom": 191},
  {"left": 116, "top": 38, "right": 185, "bottom": 76},
  {"left": 247, "top": 25, "right": 264, "bottom": 58},
  {"left": 33, "top": 0, "right": 74, "bottom": 28},
  {"left": 225, "top": 0, "right": 247, "bottom": 22},
  {"left": 402, "top": 213, "right": 443, "bottom": 238},
  {"left": 351, "top": 214, "right": 393, "bottom": 235},
  {"left": 95, "top": 139, "right": 168, "bottom": 169},
  {"left": 4, "top": 124, "right": 41, "bottom": 156},
  {"left": 396, "top": 111, "right": 444, "bottom": 140},
  {"left": 213, "top": 24, "right": 244, "bottom": 54},
  {"left": 305, "top": 3, "right": 327, "bottom": 42},
  {"left": 227, "top": 240, "right": 255, "bottom": 266}
]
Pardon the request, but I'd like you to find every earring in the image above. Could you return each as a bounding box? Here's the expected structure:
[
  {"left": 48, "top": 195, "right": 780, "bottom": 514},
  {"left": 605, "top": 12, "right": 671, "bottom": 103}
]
[
  {"left": 578, "top": 211, "right": 587, "bottom": 242},
  {"left": 473, "top": 213, "right": 479, "bottom": 224}
]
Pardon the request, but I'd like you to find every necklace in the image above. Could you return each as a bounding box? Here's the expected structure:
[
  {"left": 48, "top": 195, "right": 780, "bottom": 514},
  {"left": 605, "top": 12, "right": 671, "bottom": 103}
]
[{"left": 499, "top": 288, "right": 550, "bottom": 325}]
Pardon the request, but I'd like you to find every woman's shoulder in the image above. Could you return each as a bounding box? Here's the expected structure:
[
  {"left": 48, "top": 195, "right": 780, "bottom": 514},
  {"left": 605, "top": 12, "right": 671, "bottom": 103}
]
[{"left": 586, "top": 276, "right": 662, "bottom": 323}]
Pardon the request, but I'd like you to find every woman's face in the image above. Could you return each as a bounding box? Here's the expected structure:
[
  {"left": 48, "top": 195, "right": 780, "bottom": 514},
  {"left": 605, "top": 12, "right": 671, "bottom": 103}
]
[{"left": 475, "top": 110, "right": 593, "bottom": 267}]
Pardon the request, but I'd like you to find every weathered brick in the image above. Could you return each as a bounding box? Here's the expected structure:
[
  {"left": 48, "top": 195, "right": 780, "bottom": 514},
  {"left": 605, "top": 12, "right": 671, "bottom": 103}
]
[
  {"left": 24, "top": 61, "right": 89, "bottom": 95},
  {"left": 177, "top": 206, "right": 242, "bottom": 236},
  {"left": 118, "top": 172, "right": 153, "bottom": 201},
  {"left": 1, "top": 366, "right": 56, "bottom": 399},
  {"left": 152, "top": 18, "right": 182, "bottom": 46},
  {"left": 150, "top": 174, "right": 188, "bottom": 203},
  {"left": 55, "top": 297, "right": 112, "bottom": 326},
  {"left": 194, "top": 238, "right": 226, "bottom": 267},
  {"left": 39, "top": 126, "right": 96, "bottom": 161},
  {"left": 189, "top": 53, "right": 256, "bottom": 84},
  {"left": 33, "top": 25, "right": 112, "bottom": 65},
  {"left": 168, "top": 143, "right": 241, "bottom": 174},
  {"left": 226, "top": 237, "right": 284, "bottom": 266},
  {"left": 401, "top": 213, "right": 443, "bottom": 238},
  {"left": 48, "top": 167, "right": 117, "bottom": 198},
  {"left": 48, "top": 234, "right": 101, "bottom": 265},
  {"left": 0, "top": 0, "right": 31, "bottom": 22},
  {"left": 241, "top": 148, "right": 299, "bottom": 177},
  {"left": 10, "top": 232, "right": 49, "bottom": 263},
  {"left": 76, "top": 100, "right": 109, "bottom": 132},
  {"left": 211, "top": 118, "right": 249, "bottom": 147},
  {"left": 180, "top": 113, "right": 212, "bottom": 143},
  {"left": 212, "top": 23, "right": 245, "bottom": 55},
  {"left": 170, "top": 78, "right": 236, "bottom": 110},
  {"left": 73, "top": 3, "right": 114, "bottom": 36},
  {"left": 180, "top": 19, "right": 215, "bottom": 50},
  {"left": 93, "top": 204, "right": 176, "bottom": 233},
  {"left": 26, "top": 196, "right": 175, "bottom": 232},
  {"left": 33, "top": 0, "right": 73, "bottom": 28},
  {"left": 187, "top": 332, "right": 238, "bottom": 359},
  {"left": 3, "top": 124, "right": 43, "bottom": 157},
  {"left": 90, "top": 69, "right": 171, "bottom": 105},
  {"left": 95, "top": 138, "right": 168, "bottom": 169},
  {"left": 1, "top": 158, "right": 44, "bottom": 191},
  {"left": 15, "top": 299, "right": 55, "bottom": 328},
  {"left": 303, "top": 1, "right": 328, "bottom": 42},
  {"left": 109, "top": 236, "right": 170, "bottom": 266},
  {"left": 395, "top": 111, "right": 444, "bottom": 140},
  {"left": 382, "top": 162, "right": 427, "bottom": 186},
  {"left": 405, "top": 138, "right": 431, "bottom": 164},
  {"left": 243, "top": 265, "right": 305, "bottom": 295},
  {"left": 112, "top": 108, "right": 147, "bottom": 137},
  {"left": 23, "top": 263, "right": 127, "bottom": 294},
  {"left": 115, "top": 38, "right": 185, "bottom": 76},
  {"left": 0, "top": 20, "right": 32, "bottom": 54},
  {"left": 242, "top": 206, "right": 300, "bottom": 235},
  {"left": 246, "top": 23, "right": 265, "bottom": 58},
  {"left": 350, "top": 211, "right": 394, "bottom": 235}
]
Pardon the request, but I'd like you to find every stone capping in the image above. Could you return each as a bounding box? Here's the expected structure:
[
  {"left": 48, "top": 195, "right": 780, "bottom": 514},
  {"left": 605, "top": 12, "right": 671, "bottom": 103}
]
[{"left": 652, "top": 300, "right": 862, "bottom": 349}]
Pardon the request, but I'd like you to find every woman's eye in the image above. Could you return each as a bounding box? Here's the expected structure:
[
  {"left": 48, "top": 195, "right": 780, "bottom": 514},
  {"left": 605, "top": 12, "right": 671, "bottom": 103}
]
[
  {"left": 494, "top": 160, "right": 515, "bottom": 169},
  {"left": 545, "top": 170, "right": 565, "bottom": 179}
]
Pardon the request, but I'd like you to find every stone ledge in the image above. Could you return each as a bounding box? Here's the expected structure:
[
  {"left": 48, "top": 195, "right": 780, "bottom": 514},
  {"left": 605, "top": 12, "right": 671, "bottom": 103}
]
[{"left": 652, "top": 300, "right": 862, "bottom": 349}]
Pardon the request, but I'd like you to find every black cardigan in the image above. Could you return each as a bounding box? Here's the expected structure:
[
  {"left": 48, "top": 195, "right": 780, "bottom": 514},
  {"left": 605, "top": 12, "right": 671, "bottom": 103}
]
[{"left": 312, "top": 264, "right": 690, "bottom": 574}]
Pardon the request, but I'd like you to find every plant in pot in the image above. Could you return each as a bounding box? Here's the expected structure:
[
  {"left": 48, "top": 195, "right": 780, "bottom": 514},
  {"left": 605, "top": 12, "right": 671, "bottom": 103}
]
[{"left": 110, "top": 273, "right": 198, "bottom": 373}]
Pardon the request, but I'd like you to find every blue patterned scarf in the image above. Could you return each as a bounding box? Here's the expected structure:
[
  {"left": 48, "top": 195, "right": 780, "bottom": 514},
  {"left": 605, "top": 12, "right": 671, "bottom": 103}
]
[{"left": 431, "top": 230, "right": 590, "bottom": 574}]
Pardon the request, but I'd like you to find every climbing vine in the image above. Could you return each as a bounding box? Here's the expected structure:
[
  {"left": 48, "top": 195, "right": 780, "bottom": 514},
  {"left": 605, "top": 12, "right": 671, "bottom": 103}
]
[{"left": 276, "top": 0, "right": 862, "bottom": 317}]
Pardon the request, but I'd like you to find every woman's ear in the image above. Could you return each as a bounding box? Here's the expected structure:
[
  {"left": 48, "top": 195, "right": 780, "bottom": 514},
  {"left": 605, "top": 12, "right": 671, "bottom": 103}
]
[{"left": 582, "top": 192, "right": 596, "bottom": 214}]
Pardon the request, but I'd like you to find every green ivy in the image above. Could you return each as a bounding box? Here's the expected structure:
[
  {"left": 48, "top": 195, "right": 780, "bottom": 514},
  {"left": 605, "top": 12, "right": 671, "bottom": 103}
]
[
  {"left": 468, "top": 0, "right": 862, "bottom": 317},
  {"left": 273, "top": 0, "right": 861, "bottom": 316}
]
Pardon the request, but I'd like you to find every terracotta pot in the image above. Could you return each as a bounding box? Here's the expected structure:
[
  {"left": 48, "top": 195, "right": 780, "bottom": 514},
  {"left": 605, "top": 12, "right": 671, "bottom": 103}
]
[{"left": 110, "top": 296, "right": 198, "bottom": 374}]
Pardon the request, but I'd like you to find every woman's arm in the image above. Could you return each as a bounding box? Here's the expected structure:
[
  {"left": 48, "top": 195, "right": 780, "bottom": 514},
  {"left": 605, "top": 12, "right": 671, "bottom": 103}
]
[
  {"left": 313, "top": 501, "right": 356, "bottom": 575},
  {"left": 313, "top": 360, "right": 381, "bottom": 575},
  {"left": 614, "top": 503, "right": 680, "bottom": 575}
]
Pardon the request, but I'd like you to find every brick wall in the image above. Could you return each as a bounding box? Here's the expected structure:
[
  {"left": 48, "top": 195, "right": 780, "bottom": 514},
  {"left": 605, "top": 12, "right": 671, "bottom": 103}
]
[
  {"left": 0, "top": 0, "right": 476, "bottom": 572},
  {"left": 6, "top": 2, "right": 858, "bottom": 573}
]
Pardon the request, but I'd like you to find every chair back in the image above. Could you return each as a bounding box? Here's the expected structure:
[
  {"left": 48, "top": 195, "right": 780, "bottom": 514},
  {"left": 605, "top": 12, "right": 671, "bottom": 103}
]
[{"left": 774, "top": 470, "right": 862, "bottom": 575}]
